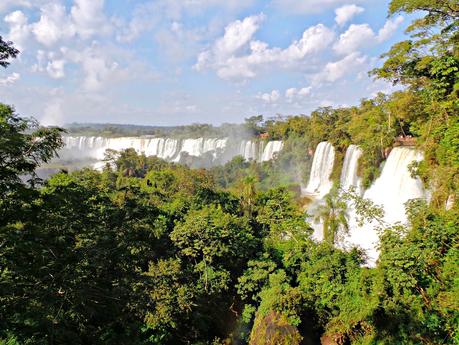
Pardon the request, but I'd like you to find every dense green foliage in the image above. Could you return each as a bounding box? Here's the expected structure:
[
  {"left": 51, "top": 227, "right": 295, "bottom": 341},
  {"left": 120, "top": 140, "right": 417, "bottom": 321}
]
[
  {"left": 0, "top": 0, "right": 458, "bottom": 344},
  {"left": 0, "top": 36, "right": 19, "bottom": 68}
]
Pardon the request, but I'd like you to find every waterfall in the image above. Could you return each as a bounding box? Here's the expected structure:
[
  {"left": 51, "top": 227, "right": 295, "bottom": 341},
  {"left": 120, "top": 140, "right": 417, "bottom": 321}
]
[
  {"left": 365, "top": 147, "right": 425, "bottom": 225},
  {"left": 161, "top": 139, "right": 180, "bottom": 160},
  {"left": 302, "top": 142, "right": 335, "bottom": 242},
  {"left": 173, "top": 138, "right": 229, "bottom": 162},
  {"left": 345, "top": 147, "right": 426, "bottom": 266},
  {"left": 60, "top": 136, "right": 283, "bottom": 167},
  {"left": 239, "top": 141, "right": 258, "bottom": 161},
  {"left": 340, "top": 145, "right": 363, "bottom": 196},
  {"left": 304, "top": 142, "right": 335, "bottom": 198},
  {"left": 203, "top": 138, "right": 228, "bottom": 158},
  {"left": 261, "top": 141, "right": 284, "bottom": 162}
]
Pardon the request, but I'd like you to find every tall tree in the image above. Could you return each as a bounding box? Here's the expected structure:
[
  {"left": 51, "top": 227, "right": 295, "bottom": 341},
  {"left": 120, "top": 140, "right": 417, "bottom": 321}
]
[
  {"left": 0, "top": 36, "right": 19, "bottom": 68},
  {"left": 0, "top": 104, "right": 64, "bottom": 197}
]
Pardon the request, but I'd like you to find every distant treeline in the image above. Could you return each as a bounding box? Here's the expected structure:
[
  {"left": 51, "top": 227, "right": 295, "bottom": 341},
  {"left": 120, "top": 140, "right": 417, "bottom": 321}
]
[{"left": 65, "top": 121, "right": 260, "bottom": 139}]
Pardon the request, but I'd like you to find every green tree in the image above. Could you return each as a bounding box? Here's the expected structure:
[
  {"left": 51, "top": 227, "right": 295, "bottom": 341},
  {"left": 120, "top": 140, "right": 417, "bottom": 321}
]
[
  {"left": 171, "top": 205, "right": 255, "bottom": 293},
  {"left": 0, "top": 36, "right": 19, "bottom": 68},
  {"left": 245, "top": 115, "right": 265, "bottom": 136},
  {"left": 0, "top": 104, "right": 64, "bottom": 197},
  {"left": 314, "top": 188, "right": 349, "bottom": 245}
]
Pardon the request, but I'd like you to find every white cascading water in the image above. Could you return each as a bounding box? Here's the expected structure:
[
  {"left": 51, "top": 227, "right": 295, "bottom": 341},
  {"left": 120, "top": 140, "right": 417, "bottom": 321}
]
[
  {"left": 173, "top": 138, "right": 228, "bottom": 162},
  {"left": 261, "top": 141, "right": 284, "bottom": 162},
  {"left": 345, "top": 147, "right": 426, "bottom": 266},
  {"left": 237, "top": 140, "right": 284, "bottom": 162},
  {"left": 340, "top": 145, "right": 363, "bottom": 196},
  {"left": 303, "top": 142, "right": 335, "bottom": 198},
  {"left": 203, "top": 138, "right": 228, "bottom": 158},
  {"left": 239, "top": 141, "right": 256, "bottom": 161},
  {"left": 161, "top": 139, "right": 180, "bottom": 160},
  {"left": 302, "top": 142, "right": 336, "bottom": 241},
  {"left": 60, "top": 136, "right": 282, "bottom": 166}
]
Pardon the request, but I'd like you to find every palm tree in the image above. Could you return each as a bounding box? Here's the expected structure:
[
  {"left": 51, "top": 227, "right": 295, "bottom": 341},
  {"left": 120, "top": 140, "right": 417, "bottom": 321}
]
[
  {"left": 314, "top": 187, "right": 349, "bottom": 245},
  {"left": 240, "top": 175, "right": 257, "bottom": 217}
]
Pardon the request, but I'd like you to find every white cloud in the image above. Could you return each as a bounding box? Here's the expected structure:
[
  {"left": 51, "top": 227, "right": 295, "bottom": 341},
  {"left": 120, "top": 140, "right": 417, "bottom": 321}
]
[
  {"left": 0, "top": 72, "right": 20, "bottom": 86},
  {"left": 0, "top": 0, "right": 52, "bottom": 13},
  {"left": 117, "top": 0, "right": 256, "bottom": 43},
  {"left": 377, "top": 16, "right": 404, "bottom": 42},
  {"left": 76, "top": 50, "right": 121, "bottom": 92},
  {"left": 285, "top": 88, "right": 296, "bottom": 99},
  {"left": 32, "top": 3, "right": 75, "bottom": 47},
  {"left": 0, "top": 0, "right": 31, "bottom": 13},
  {"left": 116, "top": 5, "right": 156, "bottom": 43},
  {"left": 4, "top": 10, "right": 30, "bottom": 50},
  {"left": 195, "top": 17, "right": 335, "bottom": 80},
  {"left": 215, "top": 14, "right": 265, "bottom": 58},
  {"left": 195, "top": 14, "right": 265, "bottom": 72},
  {"left": 317, "top": 52, "right": 367, "bottom": 82},
  {"left": 0, "top": 0, "right": 406, "bottom": 125},
  {"left": 46, "top": 59, "right": 66, "bottom": 79},
  {"left": 298, "top": 87, "right": 312, "bottom": 96},
  {"left": 32, "top": 49, "right": 66, "bottom": 79},
  {"left": 71, "top": 0, "right": 112, "bottom": 39},
  {"left": 184, "top": 0, "right": 256, "bottom": 10},
  {"left": 333, "top": 24, "right": 375, "bottom": 55},
  {"left": 4, "top": 0, "right": 113, "bottom": 50},
  {"left": 285, "top": 87, "right": 311, "bottom": 102},
  {"left": 257, "top": 90, "right": 280, "bottom": 103},
  {"left": 334, "top": 17, "right": 404, "bottom": 55},
  {"left": 335, "top": 4, "right": 364, "bottom": 26},
  {"left": 272, "top": 0, "right": 367, "bottom": 14}
]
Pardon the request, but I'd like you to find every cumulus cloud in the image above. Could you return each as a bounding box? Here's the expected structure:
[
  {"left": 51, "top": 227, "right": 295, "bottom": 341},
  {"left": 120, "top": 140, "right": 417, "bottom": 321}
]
[
  {"left": 285, "top": 87, "right": 312, "bottom": 102},
  {"left": 117, "top": 0, "right": 256, "bottom": 43},
  {"left": 32, "top": 3, "right": 75, "bottom": 46},
  {"left": 71, "top": 0, "right": 112, "bottom": 39},
  {"left": 3, "top": 0, "right": 113, "bottom": 49},
  {"left": 334, "top": 17, "right": 404, "bottom": 55},
  {"left": 4, "top": 10, "right": 30, "bottom": 50},
  {"left": 0, "top": 0, "right": 407, "bottom": 125},
  {"left": 46, "top": 59, "right": 66, "bottom": 79},
  {"left": 335, "top": 4, "right": 364, "bottom": 26},
  {"left": 195, "top": 14, "right": 265, "bottom": 72},
  {"left": 0, "top": 0, "right": 32, "bottom": 13},
  {"left": 195, "top": 16, "right": 335, "bottom": 80},
  {"left": 334, "top": 24, "right": 375, "bottom": 55},
  {"left": 0, "top": 72, "right": 20, "bottom": 86},
  {"left": 72, "top": 48, "right": 122, "bottom": 92},
  {"left": 257, "top": 90, "right": 280, "bottom": 103},
  {"left": 216, "top": 14, "right": 265, "bottom": 58},
  {"left": 377, "top": 16, "right": 404, "bottom": 42},
  {"left": 317, "top": 52, "right": 368, "bottom": 82},
  {"left": 32, "top": 49, "right": 67, "bottom": 79}
]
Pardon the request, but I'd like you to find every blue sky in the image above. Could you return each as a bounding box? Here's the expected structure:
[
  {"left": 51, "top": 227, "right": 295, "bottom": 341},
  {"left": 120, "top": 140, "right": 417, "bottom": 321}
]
[{"left": 0, "top": 0, "right": 412, "bottom": 126}]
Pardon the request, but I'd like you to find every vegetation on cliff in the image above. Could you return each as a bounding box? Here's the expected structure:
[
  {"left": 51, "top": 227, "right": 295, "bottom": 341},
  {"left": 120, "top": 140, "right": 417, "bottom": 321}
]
[{"left": 0, "top": 0, "right": 458, "bottom": 344}]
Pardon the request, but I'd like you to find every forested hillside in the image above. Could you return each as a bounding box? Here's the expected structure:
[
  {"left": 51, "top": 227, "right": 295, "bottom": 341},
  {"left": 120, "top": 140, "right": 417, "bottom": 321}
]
[{"left": 0, "top": 0, "right": 458, "bottom": 344}]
